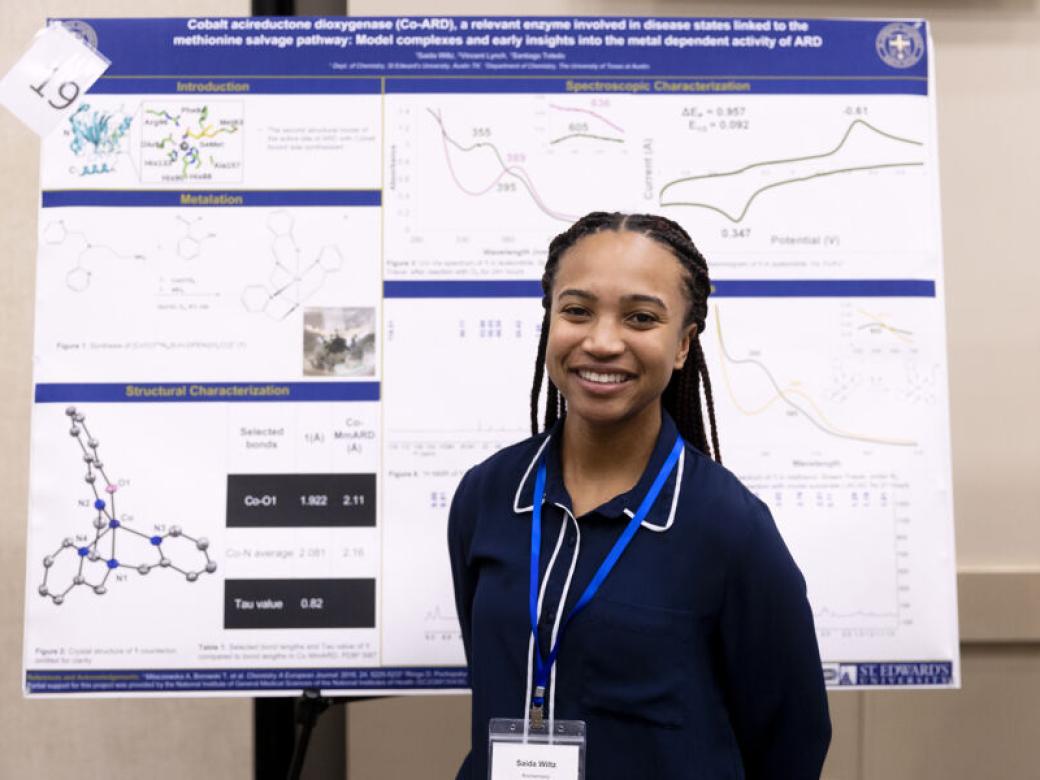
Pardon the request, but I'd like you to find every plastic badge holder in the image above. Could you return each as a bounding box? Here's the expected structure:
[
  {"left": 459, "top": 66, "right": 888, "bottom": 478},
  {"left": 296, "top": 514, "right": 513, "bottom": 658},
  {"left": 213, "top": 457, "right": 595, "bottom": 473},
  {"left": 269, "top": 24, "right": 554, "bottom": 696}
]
[{"left": 488, "top": 718, "right": 586, "bottom": 780}]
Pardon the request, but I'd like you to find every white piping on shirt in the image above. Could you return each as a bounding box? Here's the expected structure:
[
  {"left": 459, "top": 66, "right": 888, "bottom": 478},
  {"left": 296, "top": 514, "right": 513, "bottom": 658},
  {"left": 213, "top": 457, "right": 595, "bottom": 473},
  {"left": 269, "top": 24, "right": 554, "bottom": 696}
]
[
  {"left": 517, "top": 434, "right": 684, "bottom": 739},
  {"left": 523, "top": 511, "right": 567, "bottom": 742},
  {"left": 547, "top": 504, "right": 580, "bottom": 740}
]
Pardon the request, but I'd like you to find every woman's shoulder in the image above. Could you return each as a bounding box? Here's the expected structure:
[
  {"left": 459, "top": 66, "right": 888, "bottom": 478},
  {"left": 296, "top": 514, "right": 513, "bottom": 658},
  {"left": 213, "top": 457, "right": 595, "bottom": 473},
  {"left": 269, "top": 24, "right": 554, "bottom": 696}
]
[{"left": 677, "top": 443, "right": 777, "bottom": 552}]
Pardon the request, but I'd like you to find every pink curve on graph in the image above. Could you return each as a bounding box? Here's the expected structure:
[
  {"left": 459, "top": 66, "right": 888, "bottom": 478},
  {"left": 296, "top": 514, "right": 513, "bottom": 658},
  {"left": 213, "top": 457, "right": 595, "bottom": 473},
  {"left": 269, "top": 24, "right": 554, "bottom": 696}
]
[
  {"left": 431, "top": 110, "right": 578, "bottom": 223},
  {"left": 548, "top": 103, "right": 625, "bottom": 134}
]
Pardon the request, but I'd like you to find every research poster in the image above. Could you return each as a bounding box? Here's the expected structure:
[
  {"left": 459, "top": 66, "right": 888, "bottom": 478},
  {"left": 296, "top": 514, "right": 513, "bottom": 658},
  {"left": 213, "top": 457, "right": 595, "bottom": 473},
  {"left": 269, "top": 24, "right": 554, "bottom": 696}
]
[{"left": 23, "top": 16, "right": 959, "bottom": 695}]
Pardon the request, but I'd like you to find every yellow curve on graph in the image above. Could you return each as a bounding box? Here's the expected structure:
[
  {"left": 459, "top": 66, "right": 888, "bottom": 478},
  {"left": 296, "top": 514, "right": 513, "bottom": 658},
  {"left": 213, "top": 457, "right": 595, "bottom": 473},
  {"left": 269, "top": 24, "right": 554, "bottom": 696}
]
[
  {"left": 713, "top": 306, "right": 917, "bottom": 447},
  {"left": 855, "top": 307, "right": 914, "bottom": 345}
]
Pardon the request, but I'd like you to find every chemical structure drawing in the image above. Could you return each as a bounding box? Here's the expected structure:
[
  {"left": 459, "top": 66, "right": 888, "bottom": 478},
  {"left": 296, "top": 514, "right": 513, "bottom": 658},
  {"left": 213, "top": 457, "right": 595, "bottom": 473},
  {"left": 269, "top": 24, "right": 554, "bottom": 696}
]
[
  {"left": 43, "top": 220, "right": 146, "bottom": 292},
  {"left": 241, "top": 211, "right": 345, "bottom": 320},
  {"left": 37, "top": 408, "right": 217, "bottom": 605},
  {"left": 65, "top": 103, "right": 133, "bottom": 177},
  {"left": 175, "top": 216, "right": 216, "bottom": 260},
  {"left": 140, "top": 102, "right": 244, "bottom": 183}
]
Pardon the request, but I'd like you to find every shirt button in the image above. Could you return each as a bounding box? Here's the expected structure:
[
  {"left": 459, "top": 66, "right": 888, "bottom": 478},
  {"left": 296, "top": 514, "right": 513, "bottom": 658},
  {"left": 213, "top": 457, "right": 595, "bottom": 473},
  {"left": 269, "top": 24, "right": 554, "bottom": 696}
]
[{"left": 566, "top": 535, "right": 576, "bottom": 547}]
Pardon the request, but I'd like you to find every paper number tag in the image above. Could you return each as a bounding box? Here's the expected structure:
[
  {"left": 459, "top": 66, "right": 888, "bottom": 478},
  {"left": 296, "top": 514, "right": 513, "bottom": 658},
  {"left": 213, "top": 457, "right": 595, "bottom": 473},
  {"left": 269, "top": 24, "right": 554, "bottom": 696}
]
[{"left": 0, "top": 23, "right": 109, "bottom": 136}]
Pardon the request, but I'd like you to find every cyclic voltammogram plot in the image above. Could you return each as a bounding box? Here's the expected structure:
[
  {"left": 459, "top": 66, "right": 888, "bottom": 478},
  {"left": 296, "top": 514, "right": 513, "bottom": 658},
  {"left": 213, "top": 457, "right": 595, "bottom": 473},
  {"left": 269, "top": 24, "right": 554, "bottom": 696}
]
[
  {"left": 37, "top": 407, "right": 217, "bottom": 605},
  {"left": 659, "top": 118, "right": 925, "bottom": 224}
]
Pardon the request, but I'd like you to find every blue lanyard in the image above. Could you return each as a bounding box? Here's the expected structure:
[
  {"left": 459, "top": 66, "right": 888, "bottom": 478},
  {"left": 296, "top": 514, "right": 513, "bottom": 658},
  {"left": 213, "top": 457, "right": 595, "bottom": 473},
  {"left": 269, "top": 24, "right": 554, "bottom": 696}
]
[{"left": 528, "top": 435, "right": 684, "bottom": 714}]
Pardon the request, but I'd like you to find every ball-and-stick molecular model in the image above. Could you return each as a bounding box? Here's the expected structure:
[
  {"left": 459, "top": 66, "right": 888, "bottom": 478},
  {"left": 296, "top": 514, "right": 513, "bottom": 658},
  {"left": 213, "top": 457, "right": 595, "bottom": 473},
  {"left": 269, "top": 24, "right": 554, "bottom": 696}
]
[{"left": 38, "top": 407, "right": 217, "bottom": 605}]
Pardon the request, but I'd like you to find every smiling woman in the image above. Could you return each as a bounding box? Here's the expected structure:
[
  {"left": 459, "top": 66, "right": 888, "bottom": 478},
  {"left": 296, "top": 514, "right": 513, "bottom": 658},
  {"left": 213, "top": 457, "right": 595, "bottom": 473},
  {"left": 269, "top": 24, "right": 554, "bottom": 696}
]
[
  {"left": 448, "top": 213, "right": 831, "bottom": 780},
  {"left": 549, "top": 232, "right": 689, "bottom": 425},
  {"left": 543, "top": 228, "right": 702, "bottom": 515},
  {"left": 534, "top": 214, "right": 719, "bottom": 465}
]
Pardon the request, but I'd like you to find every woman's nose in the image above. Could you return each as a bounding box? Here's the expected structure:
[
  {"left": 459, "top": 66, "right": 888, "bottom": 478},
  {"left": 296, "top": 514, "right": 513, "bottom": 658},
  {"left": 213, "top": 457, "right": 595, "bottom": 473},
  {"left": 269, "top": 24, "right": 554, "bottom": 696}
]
[{"left": 582, "top": 316, "right": 625, "bottom": 356}]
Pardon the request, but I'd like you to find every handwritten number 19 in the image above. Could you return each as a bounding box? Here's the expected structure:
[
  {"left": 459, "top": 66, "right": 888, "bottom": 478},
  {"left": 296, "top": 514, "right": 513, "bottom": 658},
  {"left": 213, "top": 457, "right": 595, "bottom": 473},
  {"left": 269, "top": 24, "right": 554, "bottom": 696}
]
[{"left": 30, "top": 65, "right": 80, "bottom": 110}]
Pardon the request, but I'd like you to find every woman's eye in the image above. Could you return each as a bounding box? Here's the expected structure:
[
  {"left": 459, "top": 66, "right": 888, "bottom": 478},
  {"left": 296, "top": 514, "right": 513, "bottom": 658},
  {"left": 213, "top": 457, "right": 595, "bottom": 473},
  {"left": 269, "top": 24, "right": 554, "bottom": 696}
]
[
  {"left": 628, "top": 312, "right": 659, "bottom": 326},
  {"left": 561, "top": 305, "right": 589, "bottom": 317}
]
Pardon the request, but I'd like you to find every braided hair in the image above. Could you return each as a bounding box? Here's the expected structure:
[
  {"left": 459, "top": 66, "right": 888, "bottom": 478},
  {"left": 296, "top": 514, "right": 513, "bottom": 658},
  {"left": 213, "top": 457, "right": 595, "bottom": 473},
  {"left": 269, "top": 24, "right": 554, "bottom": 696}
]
[{"left": 529, "top": 212, "right": 721, "bottom": 463}]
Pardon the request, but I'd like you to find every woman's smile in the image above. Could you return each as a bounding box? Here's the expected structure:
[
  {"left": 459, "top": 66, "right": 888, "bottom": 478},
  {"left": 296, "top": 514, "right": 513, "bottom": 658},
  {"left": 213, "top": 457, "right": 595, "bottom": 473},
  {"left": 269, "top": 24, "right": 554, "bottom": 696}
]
[{"left": 573, "top": 367, "right": 635, "bottom": 387}]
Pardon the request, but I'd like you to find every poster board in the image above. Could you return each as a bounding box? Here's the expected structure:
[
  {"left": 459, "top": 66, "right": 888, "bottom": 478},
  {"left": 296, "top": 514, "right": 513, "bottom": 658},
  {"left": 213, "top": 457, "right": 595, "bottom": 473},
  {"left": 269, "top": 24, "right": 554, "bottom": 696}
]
[{"left": 23, "top": 15, "right": 958, "bottom": 696}]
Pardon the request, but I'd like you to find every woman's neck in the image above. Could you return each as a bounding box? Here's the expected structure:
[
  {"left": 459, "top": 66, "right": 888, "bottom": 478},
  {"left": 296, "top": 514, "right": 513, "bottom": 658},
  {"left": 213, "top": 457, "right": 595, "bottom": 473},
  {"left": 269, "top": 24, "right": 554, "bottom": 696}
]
[{"left": 559, "top": 404, "right": 662, "bottom": 516}]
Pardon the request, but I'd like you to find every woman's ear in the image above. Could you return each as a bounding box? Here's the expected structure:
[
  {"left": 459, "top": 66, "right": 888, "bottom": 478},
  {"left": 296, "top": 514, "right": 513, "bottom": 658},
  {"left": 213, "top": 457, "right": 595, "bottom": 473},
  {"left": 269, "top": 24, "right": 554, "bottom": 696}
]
[{"left": 674, "top": 323, "right": 697, "bottom": 370}]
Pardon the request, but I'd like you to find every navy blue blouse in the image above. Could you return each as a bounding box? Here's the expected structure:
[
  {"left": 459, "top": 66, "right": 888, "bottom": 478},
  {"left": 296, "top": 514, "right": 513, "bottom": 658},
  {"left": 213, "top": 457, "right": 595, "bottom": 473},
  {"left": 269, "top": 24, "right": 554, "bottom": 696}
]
[{"left": 447, "top": 412, "right": 831, "bottom": 779}]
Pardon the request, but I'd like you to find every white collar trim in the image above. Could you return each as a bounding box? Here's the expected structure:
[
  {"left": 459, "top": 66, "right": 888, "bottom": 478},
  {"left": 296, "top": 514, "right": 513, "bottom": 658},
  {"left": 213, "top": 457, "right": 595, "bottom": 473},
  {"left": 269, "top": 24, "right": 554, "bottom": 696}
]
[
  {"left": 513, "top": 434, "right": 553, "bottom": 513},
  {"left": 624, "top": 446, "right": 684, "bottom": 532},
  {"left": 513, "top": 434, "right": 683, "bottom": 533}
]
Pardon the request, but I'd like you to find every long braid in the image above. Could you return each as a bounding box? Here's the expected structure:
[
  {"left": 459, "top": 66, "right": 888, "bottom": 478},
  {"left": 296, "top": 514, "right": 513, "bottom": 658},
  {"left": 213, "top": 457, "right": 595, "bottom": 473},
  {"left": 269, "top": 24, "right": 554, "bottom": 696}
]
[
  {"left": 696, "top": 340, "right": 721, "bottom": 462},
  {"left": 676, "top": 342, "right": 709, "bottom": 456},
  {"left": 530, "top": 312, "right": 550, "bottom": 435},
  {"left": 544, "top": 379, "right": 560, "bottom": 430},
  {"left": 530, "top": 212, "right": 722, "bottom": 464}
]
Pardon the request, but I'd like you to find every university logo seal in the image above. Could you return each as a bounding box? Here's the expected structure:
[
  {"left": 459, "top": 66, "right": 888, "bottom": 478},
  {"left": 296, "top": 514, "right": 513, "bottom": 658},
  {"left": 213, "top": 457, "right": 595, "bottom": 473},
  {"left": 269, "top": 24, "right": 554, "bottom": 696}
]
[
  {"left": 876, "top": 22, "right": 924, "bottom": 69},
  {"left": 60, "top": 20, "right": 100, "bottom": 52}
]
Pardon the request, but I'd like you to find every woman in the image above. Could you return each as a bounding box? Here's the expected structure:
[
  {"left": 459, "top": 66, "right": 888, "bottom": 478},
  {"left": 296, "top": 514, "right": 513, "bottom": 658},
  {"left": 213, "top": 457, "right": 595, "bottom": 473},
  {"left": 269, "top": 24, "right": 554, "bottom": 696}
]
[{"left": 448, "top": 212, "right": 831, "bottom": 778}]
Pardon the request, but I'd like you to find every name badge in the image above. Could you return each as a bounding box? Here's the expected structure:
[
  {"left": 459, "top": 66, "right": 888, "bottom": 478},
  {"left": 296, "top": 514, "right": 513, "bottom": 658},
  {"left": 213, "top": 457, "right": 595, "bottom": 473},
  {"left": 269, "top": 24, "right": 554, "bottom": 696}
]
[{"left": 488, "top": 718, "right": 585, "bottom": 780}]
